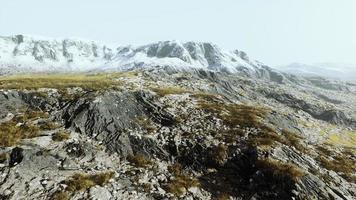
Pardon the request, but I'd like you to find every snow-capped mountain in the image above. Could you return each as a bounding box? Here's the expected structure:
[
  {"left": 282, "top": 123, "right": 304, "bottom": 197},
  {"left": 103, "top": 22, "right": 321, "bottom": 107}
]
[
  {"left": 275, "top": 63, "right": 356, "bottom": 80},
  {"left": 0, "top": 35, "right": 276, "bottom": 78},
  {"left": 0, "top": 35, "right": 114, "bottom": 74}
]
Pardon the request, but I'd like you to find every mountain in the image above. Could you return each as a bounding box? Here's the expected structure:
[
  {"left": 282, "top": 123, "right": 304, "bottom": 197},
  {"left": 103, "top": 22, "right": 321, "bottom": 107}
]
[
  {"left": 275, "top": 62, "right": 356, "bottom": 80},
  {"left": 0, "top": 35, "right": 355, "bottom": 200},
  {"left": 0, "top": 35, "right": 283, "bottom": 80},
  {"left": 0, "top": 35, "right": 114, "bottom": 74}
]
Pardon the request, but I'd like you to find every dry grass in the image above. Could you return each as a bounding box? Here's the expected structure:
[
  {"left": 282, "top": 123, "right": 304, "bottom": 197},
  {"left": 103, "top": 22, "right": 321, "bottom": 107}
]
[
  {"left": 136, "top": 117, "right": 157, "bottom": 134},
  {"left": 64, "top": 171, "right": 114, "bottom": 192},
  {"left": 0, "top": 110, "right": 49, "bottom": 147},
  {"left": 0, "top": 153, "right": 7, "bottom": 163},
  {"left": 198, "top": 102, "right": 268, "bottom": 129},
  {"left": 315, "top": 144, "right": 355, "bottom": 183},
  {"left": 165, "top": 174, "right": 200, "bottom": 196},
  {"left": 317, "top": 154, "right": 355, "bottom": 183},
  {"left": 52, "top": 171, "right": 114, "bottom": 199},
  {"left": 0, "top": 73, "right": 123, "bottom": 91},
  {"left": 256, "top": 159, "right": 305, "bottom": 181},
  {"left": 216, "top": 193, "right": 231, "bottom": 200},
  {"left": 282, "top": 129, "right": 308, "bottom": 153},
  {"left": 127, "top": 154, "right": 152, "bottom": 168},
  {"left": 39, "top": 121, "right": 60, "bottom": 130},
  {"left": 168, "top": 163, "right": 183, "bottom": 176},
  {"left": 151, "top": 86, "right": 190, "bottom": 97},
  {"left": 210, "top": 143, "right": 228, "bottom": 166},
  {"left": 198, "top": 101, "right": 278, "bottom": 146},
  {"left": 0, "top": 121, "right": 40, "bottom": 147},
  {"left": 13, "top": 110, "right": 49, "bottom": 122},
  {"left": 197, "top": 101, "right": 308, "bottom": 155},
  {"left": 166, "top": 163, "right": 200, "bottom": 196},
  {"left": 52, "top": 130, "right": 71, "bottom": 142},
  {"left": 51, "top": 191, "right": 70, "bottom": 200},
  {"left": 190, "top": 92, "right": 220, "bottom": 103}
]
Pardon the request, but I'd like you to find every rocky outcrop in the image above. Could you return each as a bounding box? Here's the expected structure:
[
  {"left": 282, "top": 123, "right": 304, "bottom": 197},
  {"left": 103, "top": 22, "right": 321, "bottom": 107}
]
[
  {"left": 264, "top": 91, "right": 355, "bottom": 127},
  {"left": 0, "top": 68, "right": 355, "bottom": 200}
]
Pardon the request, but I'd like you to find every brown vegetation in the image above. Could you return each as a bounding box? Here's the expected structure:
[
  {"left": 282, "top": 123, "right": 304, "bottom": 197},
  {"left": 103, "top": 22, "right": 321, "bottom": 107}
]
[
  {"left": 0, "top": 73, "right": 123, "bottom": 91},
  {"left": 65, "top": 172, "right": 114, "bottom": 192},
  {"left": 0, "top": 121, "right": 40, "bottom": 147},
  {"left": 52, "top": 130, "right": 71, "bottom": 142},
  {"left": 39, "top": 121, "right": 60, "bottom": 130},
  {"left": 165, "top": 174, "right": 200, "bottom": 196},
  {"left": 52, "top": 171, "right": 114, "bottom": 199},
  {"left": 151, "top": 86, "right": 190, "bottom": 97},
  {"left": 317, "top": 153, "right": 355, "bottom": 183},
  {"left": 0, "top": 153, "right": 7, "bottom": 163},
  {"left": 127, "top": 154, "right": 152, "bottom": 168},
  {"left": 256, "top": 159, "right": 305, "bottom": 181},
  {"left": 166, "top": 163, "right": 200, "bottom": 196},
  {"left": 211, "top": 143, "right": 228, "bottom": 165},
  {"left": 0, "top": 110, "right": 49, "bottom": 147},
  {"left": 51, "top": 191, "right": 69, "bottom": 200}
]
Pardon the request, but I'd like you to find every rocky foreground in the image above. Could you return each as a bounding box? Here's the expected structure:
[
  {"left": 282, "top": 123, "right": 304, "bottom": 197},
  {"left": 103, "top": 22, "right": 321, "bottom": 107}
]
[{"left": 0, "top": 68, "right": 355, "bottom": 200}]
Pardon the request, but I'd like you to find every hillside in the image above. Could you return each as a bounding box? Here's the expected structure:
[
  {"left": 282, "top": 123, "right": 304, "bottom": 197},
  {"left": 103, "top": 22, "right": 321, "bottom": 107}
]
[{"left": 0, "top": 67, "right": 355, "bottom": 200}]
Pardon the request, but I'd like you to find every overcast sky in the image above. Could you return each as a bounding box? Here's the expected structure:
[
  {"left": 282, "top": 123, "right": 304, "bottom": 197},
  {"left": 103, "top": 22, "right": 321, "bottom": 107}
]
[{"left": 1, "top": 0, "right": 355, "bottom": 66}]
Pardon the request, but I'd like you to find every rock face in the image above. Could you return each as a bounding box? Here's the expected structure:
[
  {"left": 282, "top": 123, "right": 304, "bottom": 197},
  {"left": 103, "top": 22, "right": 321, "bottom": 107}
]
[
  {"left": 0, "top": 68, "right": 355, "bottom": 199},
  {"left": 263, "top": 91, "right": 356, "bottom": 127},
  {"left": 61, "top": 92, "right": 144, "bottom": 157}
]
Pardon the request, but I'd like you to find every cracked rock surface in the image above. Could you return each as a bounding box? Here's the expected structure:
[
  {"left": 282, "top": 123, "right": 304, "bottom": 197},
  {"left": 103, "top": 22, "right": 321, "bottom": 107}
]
[{"left": 0, "top": 68, "right": 355, "bottom": 200}]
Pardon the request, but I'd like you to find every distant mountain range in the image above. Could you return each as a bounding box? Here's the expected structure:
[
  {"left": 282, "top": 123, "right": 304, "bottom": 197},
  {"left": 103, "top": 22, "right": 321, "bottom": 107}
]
[
  {"left": 0, "top": 35, "right": 268, "bottom": 76},
  {"left": 275, "top": 63, "right": 356, "bottom": 81},
  {"left": 1, "top": 35, "right": 354, "bottom": 82}
]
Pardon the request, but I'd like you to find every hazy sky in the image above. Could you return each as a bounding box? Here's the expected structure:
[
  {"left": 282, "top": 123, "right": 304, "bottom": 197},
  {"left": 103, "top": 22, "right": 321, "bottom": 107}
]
[{"left": 1, "top": 0, "right": 355, "bottom": 66}]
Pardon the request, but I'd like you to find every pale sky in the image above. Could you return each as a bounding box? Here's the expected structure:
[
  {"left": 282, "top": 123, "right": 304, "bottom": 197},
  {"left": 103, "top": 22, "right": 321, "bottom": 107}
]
[{"left": 0, "top": 0, "right": 355, "bottom": 66}]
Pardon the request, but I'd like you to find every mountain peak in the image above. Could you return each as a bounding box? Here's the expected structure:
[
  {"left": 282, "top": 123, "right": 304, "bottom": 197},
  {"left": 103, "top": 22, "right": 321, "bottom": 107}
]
[{"left": 0, "top": 35, "right": 273, "bottom": 78}]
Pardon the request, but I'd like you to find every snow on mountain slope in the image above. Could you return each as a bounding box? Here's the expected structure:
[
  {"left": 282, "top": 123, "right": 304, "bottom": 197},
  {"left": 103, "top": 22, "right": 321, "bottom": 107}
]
[
  {"left": 0, "top": 35, "right": 268, "bottom": 76},
  {"left": 275, "top": 63, "right": 356, "bottom": 80},
  {"left": 0, "top": 35, "right": 114, "bottom": 74}
]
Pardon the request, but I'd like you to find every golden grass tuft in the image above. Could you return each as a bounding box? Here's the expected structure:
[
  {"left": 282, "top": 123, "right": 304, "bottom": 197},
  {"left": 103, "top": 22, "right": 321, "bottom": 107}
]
[
  {"left": 0, "top": 152, "right": 7, "bottom": 163},
  {"left": 190, "top": 92, "right": 220, "bottom": 103},
  {"left": 216, "top": 193, "right": 231, "bottom": 200},
  {"left": 127, "top": 154, "right": 152, "bottom": 168},
  {"left": 13, "top": 110, "right": 49, "bottom": 122},
  {"left": 168, "top": 163, "right": 183, "bottom": 176},
  {"left": 0, "top": 121, "right": 40, "bottom": 147},
  {"left": 317, "top": 154, "right": 355, "bottom": 183},
  {"left": 39, "top": 121, "right": 60, "bottom": 130},
  {"left": 166, "top": 163, "right": 200, "bottom": 196},
  {"left": 52, "top": 130, "right": 71, "bottom": 142},
  {"left": 0, "top": 109, "right": 50, "bottom": 147},
  {"left": 0, "top": 73, "right": 124, "bottom": 91},
  {"left": 197, "top": 101, "right": 278, "bottom": 146},
  {"left": 198, "top": 102, "right": 268, "bottom": 129},
  {"left": 256, "top": 159, "right": 305, "bottom": 181},
  {"left": 51, "top": 190, "right": 70, "bottom": 200},
  {"left": 64, "top": 171, "right": 114, "bottom": 193},
  {"left": 165, "top": 174, "right": 200, "bottom": 196},
  {"left": 151, "top": 86, "right": 190, "bottom": 97},
  {"left": 52, "top": 171, "right": 114, "bottom": 199},
  {"left": 211, "top": 143, "right": 228, "bottom": 165},
  {"left": 197, "top": 100, "right": 308, "bottom": 155},
  {"left": 282, "top": 129, "right": 308, "bottom": 153},
  {"left": 136, "top": 117, "right": 157, "bottom": 134}
]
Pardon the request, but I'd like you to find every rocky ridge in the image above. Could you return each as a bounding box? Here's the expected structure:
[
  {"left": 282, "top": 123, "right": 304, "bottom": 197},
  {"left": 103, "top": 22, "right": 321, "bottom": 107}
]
[{"left": 0, "top": 67, "right": 355, "bottom": 200}]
